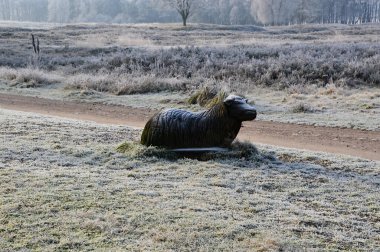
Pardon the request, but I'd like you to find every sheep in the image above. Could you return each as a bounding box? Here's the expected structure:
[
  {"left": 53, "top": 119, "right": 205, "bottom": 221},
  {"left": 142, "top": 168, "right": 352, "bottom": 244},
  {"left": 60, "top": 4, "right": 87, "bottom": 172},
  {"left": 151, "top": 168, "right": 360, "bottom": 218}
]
[{"left": 141, "top": 94, "right": 256, "bottom": 148}]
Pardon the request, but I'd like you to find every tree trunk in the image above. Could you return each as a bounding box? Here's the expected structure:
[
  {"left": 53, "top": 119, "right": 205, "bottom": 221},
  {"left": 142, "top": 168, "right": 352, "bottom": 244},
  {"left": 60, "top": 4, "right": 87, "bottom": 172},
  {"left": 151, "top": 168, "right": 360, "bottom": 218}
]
[{"left": 182, "top": 14, "right": 187, "bottom": 26}]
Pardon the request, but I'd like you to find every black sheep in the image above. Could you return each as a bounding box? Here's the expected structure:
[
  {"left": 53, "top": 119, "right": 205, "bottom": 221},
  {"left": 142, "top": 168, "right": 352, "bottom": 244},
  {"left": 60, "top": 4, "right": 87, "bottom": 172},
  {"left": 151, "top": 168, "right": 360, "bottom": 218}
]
[{"left": 141, "top": 95, "right": 257, "bottom": 148}]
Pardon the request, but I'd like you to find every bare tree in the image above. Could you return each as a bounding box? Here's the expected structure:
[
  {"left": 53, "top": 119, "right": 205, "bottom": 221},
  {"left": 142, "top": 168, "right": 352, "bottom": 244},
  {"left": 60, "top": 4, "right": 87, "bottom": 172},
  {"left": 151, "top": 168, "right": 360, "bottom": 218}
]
[
  {"left": 30, "top": 34, "right": 41, "bottom": 68},
  {"left": 167, "top": 0, "right": 197, "bottom": 26}
]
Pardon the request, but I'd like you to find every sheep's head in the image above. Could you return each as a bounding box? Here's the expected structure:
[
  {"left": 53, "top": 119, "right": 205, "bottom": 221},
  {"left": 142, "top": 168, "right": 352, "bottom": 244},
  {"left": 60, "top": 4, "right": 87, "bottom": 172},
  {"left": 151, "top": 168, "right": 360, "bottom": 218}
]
[{"left": 224, "top": 95, "right": 257, "bottom": 121}]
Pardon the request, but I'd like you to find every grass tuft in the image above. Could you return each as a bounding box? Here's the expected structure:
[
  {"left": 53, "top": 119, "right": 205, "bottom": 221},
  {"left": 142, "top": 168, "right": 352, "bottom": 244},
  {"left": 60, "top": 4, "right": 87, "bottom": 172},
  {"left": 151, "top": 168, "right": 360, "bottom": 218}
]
[
  {"left": 188, "top": 87, "right": 217, "bottom": 106},
  {"left": 0, "top": 67, "right": 62, "bottom": 88},
  {"left": 360, "top": 103, "right": 375, "bottom": 109},
  {"left": 201, "top": 141, "right": 262, "bottom": 161},
  {"left": 116, "top": 141, "right": 178, "bottom": 160},
  {"left": 117, "top": 140, "right": 269, "bottom": 163},
  {"left": 290, "top": 103, "right": 314, "bottom": 113},
  {"left": 188, "top": 87, "right": 228, "bottom": 108}
]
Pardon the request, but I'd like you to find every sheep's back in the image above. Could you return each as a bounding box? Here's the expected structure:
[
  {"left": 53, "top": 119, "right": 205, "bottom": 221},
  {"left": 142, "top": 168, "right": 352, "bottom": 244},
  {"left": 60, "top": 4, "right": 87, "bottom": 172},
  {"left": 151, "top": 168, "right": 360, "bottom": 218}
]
[{"left": 141, "top": 108, "right": 241, "bottom": 148}]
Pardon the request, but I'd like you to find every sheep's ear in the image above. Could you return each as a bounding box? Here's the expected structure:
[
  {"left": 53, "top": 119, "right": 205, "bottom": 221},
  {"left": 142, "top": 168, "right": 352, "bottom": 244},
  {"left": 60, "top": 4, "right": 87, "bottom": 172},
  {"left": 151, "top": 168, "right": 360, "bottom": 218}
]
[{"left": 223, "top": 96, "right": 235, "bottom": 105}]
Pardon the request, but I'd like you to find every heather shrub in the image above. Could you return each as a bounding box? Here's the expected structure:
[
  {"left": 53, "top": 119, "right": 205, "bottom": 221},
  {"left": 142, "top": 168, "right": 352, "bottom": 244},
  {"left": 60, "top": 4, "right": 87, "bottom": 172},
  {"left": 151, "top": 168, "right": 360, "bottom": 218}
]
[
  {"left": 115, "top": 75, "right": 188, "bottom": 95},
  {"left": 1, "top": 24, "right": 379, "bottom": 94},
  {"left": 61, "top": 42, "right": 379, "bottom": 92},
  {"left": 64, "top": 73, "right": 188, "bottom": 95}
]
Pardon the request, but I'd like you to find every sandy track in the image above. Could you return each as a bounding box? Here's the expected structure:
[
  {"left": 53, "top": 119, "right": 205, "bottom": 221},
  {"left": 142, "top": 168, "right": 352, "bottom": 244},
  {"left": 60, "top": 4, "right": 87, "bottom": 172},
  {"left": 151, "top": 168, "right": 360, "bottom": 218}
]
[{"left": 1, "top": 92, "right": 379, "bottom": 160}]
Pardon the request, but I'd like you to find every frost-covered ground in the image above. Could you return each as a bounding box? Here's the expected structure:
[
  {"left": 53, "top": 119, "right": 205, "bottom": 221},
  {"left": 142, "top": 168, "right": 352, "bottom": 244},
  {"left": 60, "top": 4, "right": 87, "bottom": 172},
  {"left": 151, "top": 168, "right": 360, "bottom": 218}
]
[
  {"left": 1, "top": 108, "right": 379, "bottom": 250},
  {"left": 252, "top": 85, "right": 380, "bottom": 130}
]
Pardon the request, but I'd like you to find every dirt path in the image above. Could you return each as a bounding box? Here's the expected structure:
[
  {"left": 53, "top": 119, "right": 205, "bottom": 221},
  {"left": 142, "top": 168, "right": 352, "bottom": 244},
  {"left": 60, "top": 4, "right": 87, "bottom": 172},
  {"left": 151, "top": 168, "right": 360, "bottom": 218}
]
[{"left": 1, "top": 93, "right": 379, "bottom": 161}]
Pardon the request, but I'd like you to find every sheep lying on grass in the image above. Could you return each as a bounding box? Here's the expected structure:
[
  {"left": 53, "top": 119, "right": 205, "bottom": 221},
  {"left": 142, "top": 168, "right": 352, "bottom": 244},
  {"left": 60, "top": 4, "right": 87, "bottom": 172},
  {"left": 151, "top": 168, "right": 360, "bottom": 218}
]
[{"left": 141, "top": 95, "right": 256, "bottom": 148}]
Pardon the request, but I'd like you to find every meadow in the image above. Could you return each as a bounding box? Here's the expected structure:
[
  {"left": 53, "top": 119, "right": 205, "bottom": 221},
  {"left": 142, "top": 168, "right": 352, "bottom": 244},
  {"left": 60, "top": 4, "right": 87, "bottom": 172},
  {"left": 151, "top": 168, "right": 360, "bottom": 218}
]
[
  {"left": 1, "top": 109, "right": 379, "bottom": 251},
  {"left": 0, "top": 22, "right": 379, "bottom": 250}
]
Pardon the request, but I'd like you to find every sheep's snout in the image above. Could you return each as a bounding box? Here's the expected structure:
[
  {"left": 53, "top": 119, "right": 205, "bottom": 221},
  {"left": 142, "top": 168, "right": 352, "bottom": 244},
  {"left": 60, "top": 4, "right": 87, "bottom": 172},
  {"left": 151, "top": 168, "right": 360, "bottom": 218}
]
[
  {"left": 240, "top": 103, "right": 257, "bottom": 121},
  {"left": 244, "top": 105, "right": 257, "bottom": 120},
  {"left": 229, "top": 102, "right": 257, "bottom": 121}
]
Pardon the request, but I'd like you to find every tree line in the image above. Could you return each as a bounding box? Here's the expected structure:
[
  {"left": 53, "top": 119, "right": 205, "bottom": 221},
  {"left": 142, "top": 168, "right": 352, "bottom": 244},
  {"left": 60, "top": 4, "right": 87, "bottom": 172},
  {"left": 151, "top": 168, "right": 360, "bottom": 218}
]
[
  {"left": 0, "top": 0, "right": 379, "bottom": 25},
  {"left": 251, "top": 0, "right": 380, "bottom": 25}
]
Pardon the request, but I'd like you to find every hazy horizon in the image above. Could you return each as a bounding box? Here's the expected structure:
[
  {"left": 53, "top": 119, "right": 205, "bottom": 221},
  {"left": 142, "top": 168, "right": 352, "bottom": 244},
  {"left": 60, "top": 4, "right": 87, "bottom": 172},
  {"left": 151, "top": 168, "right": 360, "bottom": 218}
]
[{"left": 0, "top": 0, "right": 379, "bottom": 26}]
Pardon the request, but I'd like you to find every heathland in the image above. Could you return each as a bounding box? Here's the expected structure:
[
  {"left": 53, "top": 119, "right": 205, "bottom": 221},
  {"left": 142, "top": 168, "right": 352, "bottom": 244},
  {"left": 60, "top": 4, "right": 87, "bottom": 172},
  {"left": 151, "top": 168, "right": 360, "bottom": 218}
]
[{"left": 0, "top": 22, "right": 379, "bottom": 250}]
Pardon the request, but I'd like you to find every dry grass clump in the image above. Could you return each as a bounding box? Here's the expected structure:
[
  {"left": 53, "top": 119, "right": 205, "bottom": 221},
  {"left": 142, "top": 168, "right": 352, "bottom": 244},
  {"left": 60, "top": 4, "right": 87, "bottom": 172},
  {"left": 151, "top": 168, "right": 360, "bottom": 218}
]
[
  {"left": 286, "top": 84, "right": 316, "bottom": 95},
  {"left": 188, "top": 87, "right": 229, "bottom": 108},
  {"left": 115, "top": 75, "right": 188, "bottom": 95},
  {"left": 290, "top": 103, "right": 314, "bottom": 113},
  {"left": 360, "top": 103, "right": 375, "bottom": 110},
  {"left": 188, "top": 87, "right": 218, "bottom": 106},
  {"left": 64, "top": 73, "right": 115, "bottom": 93},
  {"left": 65, "top": 73, "right": 188, "bottom": 95},
  {"left": 116, "top": 141, "right": 177, "bottom": 160},
  {"left": 317, "top": 84, "right": 347, "bottom": 96},
  {"left": 117, "top": 140, "right": 270, "bottom": 163},
  {"left": 0, "top": 67, "right": 62, "bottom": 87},
  {"left": 277, "top": 152, "right": 334, "bottom": 167},
  {"left": 200, "top": 141, "right": 273, "bottom": 163}
]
